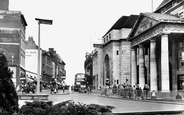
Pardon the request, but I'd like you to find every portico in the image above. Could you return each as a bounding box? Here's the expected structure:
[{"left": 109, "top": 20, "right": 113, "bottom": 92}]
[{"left": 129, "top": 13, "right": 184, "bottom": 92}]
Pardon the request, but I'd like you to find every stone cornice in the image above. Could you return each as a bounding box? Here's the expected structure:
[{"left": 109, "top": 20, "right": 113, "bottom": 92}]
[{"left": 131, "top": 23, "right": 184, "bottom": 47}]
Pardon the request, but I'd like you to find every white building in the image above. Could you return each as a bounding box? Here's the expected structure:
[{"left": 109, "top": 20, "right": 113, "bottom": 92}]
[{"left": 25, "top": 37, "right": 42, "bottom": 83}]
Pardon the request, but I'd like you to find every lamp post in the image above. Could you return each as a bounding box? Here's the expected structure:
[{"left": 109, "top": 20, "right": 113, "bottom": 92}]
[{"left": 35, "top": 18, "right": 53, "bottom": 94}]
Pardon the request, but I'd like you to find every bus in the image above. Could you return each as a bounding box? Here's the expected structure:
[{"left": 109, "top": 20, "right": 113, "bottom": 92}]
[{"left": 74, "top": 73, "right": 87, "bottom": 93}]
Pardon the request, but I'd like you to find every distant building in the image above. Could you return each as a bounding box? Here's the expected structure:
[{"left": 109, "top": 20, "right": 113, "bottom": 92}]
[
  {"left": 84, "top": 52, "right": 93, "bottom": 87},
  {"left": 48, "top": 48, "right": 66, "bottom": 84},
  {"left": 92, "top": 45, "right": 103, "bottom": 90},
  {"left": 25, "top": 37, "right": 42, "bottom": 83},
  {"left": 42, "top": 50, "right": 53, "bottom": 84},
  {"left": 0, "top": 0, "right": 27, "bottom": 86}
]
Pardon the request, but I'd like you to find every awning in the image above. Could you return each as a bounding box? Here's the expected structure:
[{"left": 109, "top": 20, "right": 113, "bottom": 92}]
[{"left": 26, "top": 77, "right": 34, "bottom": 82}]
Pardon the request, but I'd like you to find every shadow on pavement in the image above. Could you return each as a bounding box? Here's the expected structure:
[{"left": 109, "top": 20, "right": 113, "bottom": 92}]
[{"left": 113, "top": 110, "right": 184, "bottom": 115}]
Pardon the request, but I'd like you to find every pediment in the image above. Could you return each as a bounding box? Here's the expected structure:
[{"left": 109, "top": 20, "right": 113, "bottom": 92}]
[
  {"left": 129, "top": 13, "right": 184, "bottom": 39},
  {"left": 134, "top": 15, "right": 159, "bottom": 36}
]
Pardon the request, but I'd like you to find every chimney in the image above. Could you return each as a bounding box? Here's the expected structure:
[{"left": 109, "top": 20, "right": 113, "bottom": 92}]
[{"left": 0, "top": 0, "right": 9, "bottom": 10}]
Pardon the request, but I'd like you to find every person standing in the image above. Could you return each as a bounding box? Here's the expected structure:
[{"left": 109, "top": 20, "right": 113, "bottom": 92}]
[
  {"left": 143, "top": 85, "right": 146, "bottom": 99},
  {"left": 50, "top": 84, "right": 54, "bottom": 94},
  {"left": 132, "top": 85, "right": 136, "bottom": 99},
  {"left": 68, "top": 85, "right": 72, "bottom": 94},
  {"left": 62, "top": 85, "right": 65, "bottom": 94},
  {"left": 145, "top": 84, "right": 149, "bottom": 99}
]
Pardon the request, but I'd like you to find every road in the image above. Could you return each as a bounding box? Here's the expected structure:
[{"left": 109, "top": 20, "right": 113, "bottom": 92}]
[{"left": 45, "top": 90, "right": 184, "bottom": 113}]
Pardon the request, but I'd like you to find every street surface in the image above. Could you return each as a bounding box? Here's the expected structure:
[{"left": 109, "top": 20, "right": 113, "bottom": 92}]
[
  {"left": 48, "top": 90, "right": 184, "bottom": 113},
  {"left": 19, "top": 90, "right": 184, "bottom": 113}
]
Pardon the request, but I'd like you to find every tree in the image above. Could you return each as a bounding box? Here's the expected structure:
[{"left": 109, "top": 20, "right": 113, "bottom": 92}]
[{"left": 0, "top": 53, "right": 19, "bottom": 115}]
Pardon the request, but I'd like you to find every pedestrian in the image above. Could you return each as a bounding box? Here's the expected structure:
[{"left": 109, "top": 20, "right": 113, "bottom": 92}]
[
  {"left": 56, "top": 84, "right": 59, "bottom": 93},
  {"left": 104, "top": 86, "right": 109, "bottom": 97},
  {"left": 62, "top": 85, "right": 65, "bottom": 94},
  {"left": 145, "top": 84, "right": 149, "bottom": 99},
  {"left": 143, "top": 85, "right": 147, "bottom": 99},
  {"left": 176, "top": 93, "right": 182, "bottom": 100},
  {"left": 135, "top": 84, "right": 139, "bottom": 100},
  {"left": 87, "top": 86, "right": 91, "bottom": 95},
  {"left": 139, "top": 87, "right": 143, "bottom": 100},
  {"left": 132, "top": 85, "right": 136, "bottom": 99},
  {"left": 151, "top": 90, "right": 156, "bottom": 99},
  {"left": 120, "top": 84, "right": 124, "bottom": 97},
  {"left": 54, "top": 86, "right": 57, "bottom": 94},
  {"left": 50, "top": 84, "right": 54, "bottom": 94},
  {"left": 68, "top": 85, "right": 72, "bottom": 94},
  {"left": 16, "top": 84, "right": 20, "bottom": 93},
  {"left": 129, "top": 85, "right": 133, "bottom": 99}
]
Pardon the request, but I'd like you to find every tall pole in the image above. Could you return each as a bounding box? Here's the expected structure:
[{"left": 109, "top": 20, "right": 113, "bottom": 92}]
[
  {"left": 151, "top": 0, "right": 153, "bottom": 12},
  {"left": 37, "top": 22, "right": 41, "bottom": 94},
  {"left": 35, "top": 18, "right": 52, "bottom": 94}
]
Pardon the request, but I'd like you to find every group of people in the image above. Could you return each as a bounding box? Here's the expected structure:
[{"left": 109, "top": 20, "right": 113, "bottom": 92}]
[
  {"left": 49, "top": 78, "right": 69, "bottom": 94},
  {"left": 101, "top": 83, "right": 150, "bottom": 100},
  {"left": 16, "top": 82, "right": 38, "bottom": 94}
]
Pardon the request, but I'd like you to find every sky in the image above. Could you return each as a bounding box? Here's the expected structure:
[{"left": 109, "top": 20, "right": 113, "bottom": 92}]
[{"left": 9, "top": 0, "right": 163, "bottom": 85}]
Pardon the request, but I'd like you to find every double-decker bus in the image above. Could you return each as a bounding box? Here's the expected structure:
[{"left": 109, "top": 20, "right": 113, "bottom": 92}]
[{"left": 74, "top": 73, "right": 86, "bottom": 92}]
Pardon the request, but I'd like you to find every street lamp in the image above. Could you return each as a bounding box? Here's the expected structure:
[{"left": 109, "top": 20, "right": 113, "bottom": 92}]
[{"left": 35, "top": 18, "right": 53, "bottom": 94}]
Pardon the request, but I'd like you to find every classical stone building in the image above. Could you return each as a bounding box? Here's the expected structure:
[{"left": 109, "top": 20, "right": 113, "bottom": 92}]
[
  {"left": 93, "top": 15, "right": 138, "bottom": 88},
  {"left": 129, "top": 0, "right": 184, "bottom": 92}
]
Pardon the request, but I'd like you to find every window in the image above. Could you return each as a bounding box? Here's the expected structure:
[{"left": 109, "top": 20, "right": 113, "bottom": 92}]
[
  {"left": 109, "top": 33, "right": 111, "bottom": 39},
  {"left": 106, "top": 35, "right": 108, "bottom": 41},
  {"left": 103, "top": 38, "right": 105, "bottom": 43},
  {"left": 116, "top": 50, "right": 119, "bottom": 55}
]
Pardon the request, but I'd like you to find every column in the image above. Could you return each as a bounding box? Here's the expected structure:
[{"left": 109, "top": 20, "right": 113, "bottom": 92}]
[
  {"left": 131, "top": 48, "right": 137, "bottom": 85},
  {"left": 139, "top": 45, "right": 145, "bottom": 89},
  {"left": 161, "top": 34, "right": 170, "bottom": 92},
  {"left": 150, "top": 39, "right": 157, "bottom": 91},
  {"left": 171, "top": 40, "right": 177, "bottom": 91}
]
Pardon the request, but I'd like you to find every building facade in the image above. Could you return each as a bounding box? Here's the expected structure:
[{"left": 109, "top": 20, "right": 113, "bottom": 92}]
[
  {"left": 42, "top": 50, "right": 53, "bottom": 84},
  {"left": 0, "top": 1, "right": 27, "bottom": 86},
  {"left": 93, "top": 15, "right": 138, "bottom": 88},
  {"left": 48, "top": 48, "right": 66, "bottom": 84},
  {"left": 92, "top": 45, "right": 103, "bottom": 90},
  {"left": 25, "top": 37, "right": 42, "bottom": 83},
  {"left": 129, "top": 0, "right": 184, "bottom": 92},
  {"left": 84, "top": 52, "right": 93, "bottom": 87}
]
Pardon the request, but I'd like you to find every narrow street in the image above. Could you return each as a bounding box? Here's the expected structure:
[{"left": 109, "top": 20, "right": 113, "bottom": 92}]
[{"left": 19, "top": 90, "right": 184, "bottom": 114}]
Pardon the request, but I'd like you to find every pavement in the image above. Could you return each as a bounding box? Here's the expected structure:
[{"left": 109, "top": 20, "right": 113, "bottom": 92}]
[
  {"left": 92, "top": 90, "right": 184, "bottom": 105},
  {"left": 18, "top": 89, "right": 184, "bottom": 108}
]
